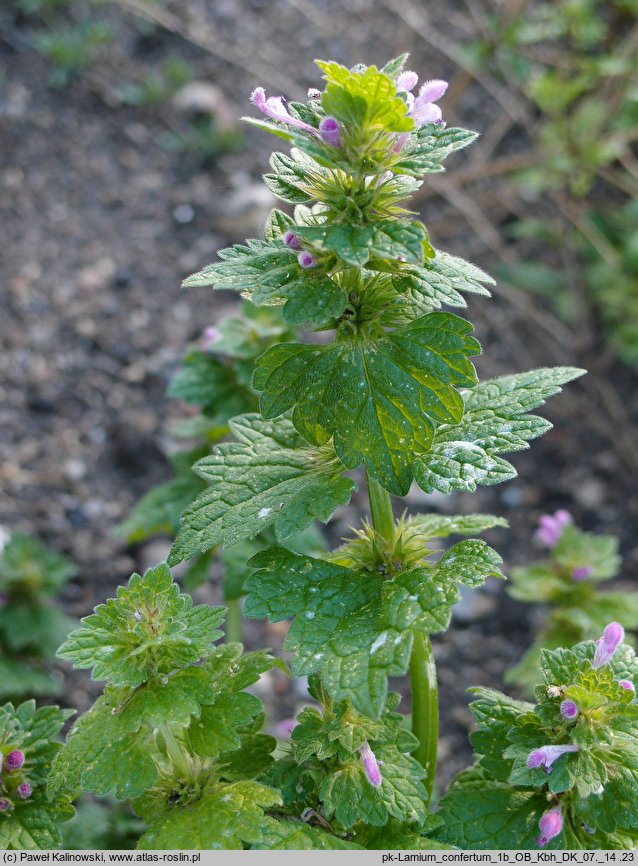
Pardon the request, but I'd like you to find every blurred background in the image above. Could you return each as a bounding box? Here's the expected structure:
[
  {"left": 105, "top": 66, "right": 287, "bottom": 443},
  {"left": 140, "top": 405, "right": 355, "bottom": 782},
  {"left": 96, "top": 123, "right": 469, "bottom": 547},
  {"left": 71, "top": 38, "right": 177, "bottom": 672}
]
[{"left": 2, "top": 0, "right": 638, "bottom": 802}]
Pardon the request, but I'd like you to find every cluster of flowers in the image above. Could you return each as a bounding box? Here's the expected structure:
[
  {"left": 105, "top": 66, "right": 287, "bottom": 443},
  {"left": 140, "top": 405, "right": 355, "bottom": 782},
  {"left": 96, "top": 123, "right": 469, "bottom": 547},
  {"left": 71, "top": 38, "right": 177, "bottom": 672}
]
[
  {"left": 249, "top": 70, "right": 447, "bottom": 147},
  {"left": 0, "top": 749, "right": 31, "bottom": 812},
  {"left": 245, "top": 69, "right": 448, "bottom": 276},
  {"left": 528, "top": 622, "right": 630, "bottom": 846}
]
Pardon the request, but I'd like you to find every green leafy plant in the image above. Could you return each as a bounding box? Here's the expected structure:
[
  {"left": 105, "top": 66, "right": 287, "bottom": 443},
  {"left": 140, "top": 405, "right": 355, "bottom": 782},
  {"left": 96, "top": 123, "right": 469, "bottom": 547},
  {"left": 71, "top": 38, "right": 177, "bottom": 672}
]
[
  {"left": 506, "top": 511, "right": 638, "bottom": 694},
  {"left": 0, "top": 531, "right": 76, "bottom": 700},
  {"left": 119, "top": 57, "right": 195, "bottom": 108},
  {"left": 436, "top": 627, "right": 638, "bottom": 849},
  {"left": 32, "top": 20, "right": 112, "bottom": 88},
  {"left": 0, "top": 701, "right": 74, "bottom": 849},
  {"left": 37, "top": 55, "right": 613, "bottom": 850}
]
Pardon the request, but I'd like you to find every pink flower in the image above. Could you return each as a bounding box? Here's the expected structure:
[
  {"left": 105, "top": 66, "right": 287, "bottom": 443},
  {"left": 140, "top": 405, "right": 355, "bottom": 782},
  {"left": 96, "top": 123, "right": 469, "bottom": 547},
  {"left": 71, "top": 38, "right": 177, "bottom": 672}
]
[
  {"left": 396, "top": 70, "right": 418, "bottom": 93},
  {"left": 537, "top": 807, "right": 563, "bottom": 847},
  {"left": 250, "top": 88, "right": 318, "bottom": 136},
  {"left": 271, "top": 718, "right": 298, "bottom": 738},
  {"left": 560, "top": 700, "right": 579, "bottom": 721},
  {"left": 298, "top": 251, "right": 317, "bottom": 269},
  {"left": 535, "top": 509, "right": 572, "bottom": 548},
  {"left": 411, "top": 80, "right": 448, "bottom": 124},
  {"left": 284, "top": 231, "right": 302, "bottom": 250},
  {"left": 392, "top": 74, "right": 449, "bottom": 153},
  {"left": 360, "top": 742, "right": 382, "bottom": 787},
  {"left": 527, "top": 744, "right": 579, "bottom": 772},
  {"left": 5, "top": 750, "right": 24, "bottom": 771},
  {"left": 571, "top": 565, "right": 592, "bottom": 582},
  {"left": 319, "top": 117, "right": 341, "bottom": 147},
  {"left": 17, "top": 782, "right": 31, "bottom": 800},
  {"left": 202, "top": 326, "right": 220, "bottom": 349},
  {"left": 593, "top": 622, "right": 624, "bottom": 669},
  {"left": 620, "top": 679, "right": 635, "bottom": 692}
]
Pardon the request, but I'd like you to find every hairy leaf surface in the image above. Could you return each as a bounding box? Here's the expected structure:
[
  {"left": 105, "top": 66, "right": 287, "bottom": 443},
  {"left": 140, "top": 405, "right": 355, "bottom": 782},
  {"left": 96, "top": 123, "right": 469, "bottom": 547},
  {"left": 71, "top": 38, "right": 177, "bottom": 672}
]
[
  {"left": 169, "top": 415, "right": 354, "bottom": 565},
  {"left": 254, "top": 312, "right": 480, "bottom": 494}
]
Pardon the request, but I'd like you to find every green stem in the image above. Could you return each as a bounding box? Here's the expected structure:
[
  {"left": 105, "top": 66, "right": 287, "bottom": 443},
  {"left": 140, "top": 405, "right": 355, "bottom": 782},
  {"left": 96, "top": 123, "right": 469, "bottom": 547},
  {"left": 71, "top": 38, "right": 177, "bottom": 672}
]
[
  {"left": 365, "top": 471, "right": 439, "bottom": 806},
  {"left": 225, "top": 597, "right": 242, "bottom": 644},
  {"left": 409, "top": 632, "right": 438, "bottom": 806},
  {"left": 159, "top": 723, "right": 191, "bottom": 778},
  {"left": 366, "top": 472, "right": 395, "bottom": 542}
]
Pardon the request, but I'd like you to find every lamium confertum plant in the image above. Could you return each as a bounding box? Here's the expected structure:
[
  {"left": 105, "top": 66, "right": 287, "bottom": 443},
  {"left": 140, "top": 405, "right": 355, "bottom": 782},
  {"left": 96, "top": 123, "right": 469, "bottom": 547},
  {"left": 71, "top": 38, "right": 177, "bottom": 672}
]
[
  {"left": 435, "top": 624, "right": 638, "bottom": 850},
  {"left": 506, "top": 511, "right": 638, "bottom": 694},
  {"left": 167, "top": 53, "right": 582, "bottom": 810},
  {"left": 48, "top": 55, "right": 600, "bottom": 850}
]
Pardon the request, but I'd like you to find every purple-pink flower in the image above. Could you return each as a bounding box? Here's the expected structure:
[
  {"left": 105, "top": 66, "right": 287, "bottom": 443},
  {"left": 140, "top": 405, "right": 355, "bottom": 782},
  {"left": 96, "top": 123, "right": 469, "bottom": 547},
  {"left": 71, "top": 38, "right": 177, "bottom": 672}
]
[
  {"left": 537, "top": 807, "right": 563, "bottom": 847},
  {"left": 17, "top": 782, "right": 31, "bottom": 800},
  {"left": 284, "top": 231, "right": 302, "bottom": 250},
  {"left": 319, "top": 116, "right": 341, "bottom": 147},
  {"left": 201, "top": 326, "right": 220, "bottom": 349},
  {"left": 592, "top": 622, "right": 624, "bottom": 669},
  {"left": 571, "top": 565, "right": 592, "bottom": 582},
  {"left": 396, "top": 70, "right": 418, "bottom": 93},
  {"left": 560, "top": 700, "right": 579, "bottom": 721},
  {"left": 535, "top": 509, "right": 572, "bottom": 548},
  {"left": 392, "top": 74, "right": 449, "bottom": 153},
  {"left": 410, "top": 79, "right": 448, "bottom": 124},
  {"left": 271, "top": 718, "right": 298, "bottom": 739},
  {"left": 527, "top": 744, "right": 579, "bottom": 772},
  {"left": 620, "top": 679, "right": 635, "bottom": 692},
  {"left": 250, "top": 88, "right": 317, "bottom": 136},
  {"left": 0, "top": 799, "right": 10, "bottom": 812},
  {"left": 360, "top": 742, "right": 382, "bottom": 787},
  {"left": 298, "top": 251, "right": 317, "bottom": 269},
  {"left": 5, "top": 750, "right": 24, "bottom": 771}
]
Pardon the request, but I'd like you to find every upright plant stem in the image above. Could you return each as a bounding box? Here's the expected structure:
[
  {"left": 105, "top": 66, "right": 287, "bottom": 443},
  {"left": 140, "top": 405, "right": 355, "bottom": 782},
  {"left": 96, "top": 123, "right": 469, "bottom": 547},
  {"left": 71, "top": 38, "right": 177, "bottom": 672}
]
[
  {"left": 409, "top": 632, "right": 439, "bottom": 806},
  {"left": 226, "top": 597, "right": 242, "bottom": 644},
  {"left": 365, "top": 470, "right": 439, "bottom": 807},
  {"left": 367, "top": 472, "right": 395, "bottom": 542}
]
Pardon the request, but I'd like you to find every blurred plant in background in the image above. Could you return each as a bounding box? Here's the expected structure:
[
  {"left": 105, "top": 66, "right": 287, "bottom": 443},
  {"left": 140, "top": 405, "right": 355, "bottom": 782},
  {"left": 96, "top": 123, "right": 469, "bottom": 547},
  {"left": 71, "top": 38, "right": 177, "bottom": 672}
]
[
  {"left": 0, "top": 531, "right": 76, "bottom": 700},
  {"left": 5, "top": 0, "right": 244, "bottom": 162},
  {"left": 506, "top": 511, "right": 638, "bottom": 694},
  {"left": 32, "top": 20, "right": 112, "bottom": 88},
  {"left": 465, "top": 0, "right": 638, "bottom": 368}
]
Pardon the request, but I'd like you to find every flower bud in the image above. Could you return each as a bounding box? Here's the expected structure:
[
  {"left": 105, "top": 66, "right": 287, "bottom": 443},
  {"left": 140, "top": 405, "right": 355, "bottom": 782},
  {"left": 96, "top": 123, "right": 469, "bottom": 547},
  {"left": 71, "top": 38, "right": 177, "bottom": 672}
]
[
  {"left": 17, "top": 782, "right": 32, "bottom": 800},
  {"left": 5, "top": 750, "right": 24, "bottom": 771},
  {"left": 319, "top": 117, "right": 341, "bottom": 148},
  {"left": 559, "top": 700, "right": 579, "bottom": 721},
  {"left": 571, "top": 566, "right": 592, "bottom": 582},
  {"left": 0, "top": 799, "right": 10, "bottom": 812},
  {"left": 536, "top": 807, "right": 563, "bottom": 847},
  {"left": 359, "top": 742, "right": 382, "bottom": 787},
  {"left": 298, "top": 251, "right": 317, "bottom": 269},
  {"left": 284, "top": 231, "right": 302, "bottom": 250},
  {"left": 592, "top": 622, "right": 624, "bottom": 669},
  {"left": 620, "top": 679, "right": 635, "bottom": 692}
]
